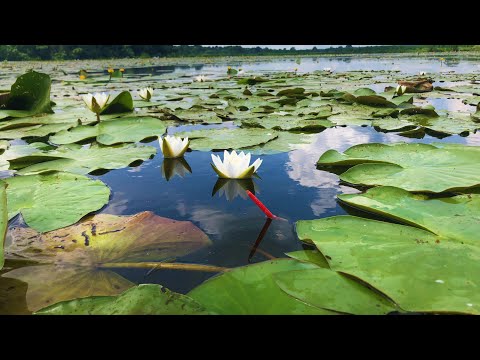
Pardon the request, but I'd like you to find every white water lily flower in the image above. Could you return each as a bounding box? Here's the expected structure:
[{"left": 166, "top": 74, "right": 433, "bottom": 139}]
[
  {"left": 195, "top": 75, "right": 207, "bottom": 82},
  {"left": 160, "top": 135, "right": 190, "bottom": 158},
  {"left": 395, "top": 85, "right": 407, "bottom": 96},
  {"left": 272, "top": 111, "right": 290, "bottom": 116},
  {"left": 323, "top": 67, "right": 332, "bottom": 72},
  {"left": 82, "top": 92, "right": 109, "bottom": 113},
  {"left": 419, "top": 71, "right": 427, "bottom": 76},
  {"left": 138, "top": 87, "right": 154, "bottom": 101},
  {"left": 211, "top": 150, "right": 262, "bottom": 179}
]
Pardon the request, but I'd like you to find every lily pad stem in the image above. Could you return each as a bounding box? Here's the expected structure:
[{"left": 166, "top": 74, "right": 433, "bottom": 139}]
[{"left": 99, "top": 262, "right": 229, "bottom": 273}]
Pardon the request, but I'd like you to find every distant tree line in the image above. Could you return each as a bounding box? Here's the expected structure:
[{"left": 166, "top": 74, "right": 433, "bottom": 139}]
[{"left": 0, "top": 45, "right": 476, "bottom": 61}]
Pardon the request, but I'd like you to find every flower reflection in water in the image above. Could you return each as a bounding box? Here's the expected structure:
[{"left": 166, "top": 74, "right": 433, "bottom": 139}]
[
  {"left": 211, "top": 178, "right": 259, "bottom": 201},
  {"left": 161, "top": 157, "right": 192, "bottom": 181}
]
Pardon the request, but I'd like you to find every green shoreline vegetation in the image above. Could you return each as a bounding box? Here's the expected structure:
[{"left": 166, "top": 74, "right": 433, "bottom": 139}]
[{"left": 1, "top": 45, "right": 480, "bottom": 61}]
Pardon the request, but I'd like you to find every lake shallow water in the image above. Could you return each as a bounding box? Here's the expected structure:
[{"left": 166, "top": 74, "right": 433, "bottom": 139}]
[
  {"left": 1, "top": 56, "right": 480, "bottom": 313},
  {"left": 95, "top": 125, "right": 480, "bottom": 294}
]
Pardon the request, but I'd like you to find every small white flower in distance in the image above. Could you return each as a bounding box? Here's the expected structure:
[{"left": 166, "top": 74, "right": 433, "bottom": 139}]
[
  {"left": 395, "top": 85, "right": 407, "bottom": 96},
  {"left": 138, "top": 87, "right": 154, "bottom": 101},
  {"left": 195, "top": 75, "right": 207, "bottom": 82}
]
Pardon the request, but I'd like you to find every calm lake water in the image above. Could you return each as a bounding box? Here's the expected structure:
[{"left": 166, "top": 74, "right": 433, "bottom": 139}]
[
  {"left": 2, "top": 56, "right": 480, "bottom": 311},
  {"left": 125, "top": 55, "right": 480, "bottom": 76},
  {"left": 110, "top": 57, "right": 480, "bottom": 293}
]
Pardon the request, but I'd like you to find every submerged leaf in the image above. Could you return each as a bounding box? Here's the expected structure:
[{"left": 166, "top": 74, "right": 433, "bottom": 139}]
[{"left": 3, "top": 211, "right": 212, "bottom": 312}]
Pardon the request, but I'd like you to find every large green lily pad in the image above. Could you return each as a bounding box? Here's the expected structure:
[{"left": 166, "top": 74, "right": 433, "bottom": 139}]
[
  {"left": 317, "top": 142, "right": 480, "bottom": 192},
  {"left": 274, "top": 268, "right": 397, "bottom": 315},
  {"left": 4, "top": 71, "right": 53, "bottom": 116},
  {"left": 50, "top": 116, "right": 169, "bottom": 145},
  {"left": 35, "top": 284, "right": 210, "bottom": 315},
  {"left": 175, "top": 128, "right": 278, "bottom": 151},
  {"left": 3, "top": 211, "right": 212, "bottom": 312},
  {"left": 188, "top": 259, "right": 335, "bottom": 315},
  {"left": 296, "top": 214, "right": 480, "bottom": 314},
  {"left": 5, "top": 172, "right": 110, "bottom": 232},
  {"left": 338, "top": 186, "right": 480, "bottom": 247},
  {"left": 16, "top": 143, "right": 156, "bottom": 175}
]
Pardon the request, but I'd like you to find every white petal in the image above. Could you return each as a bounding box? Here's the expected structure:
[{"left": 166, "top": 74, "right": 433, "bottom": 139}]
[
  {"left": 212, "top": 154, "right": 227, "bottom": 175},
  {"left": 252, "top": 158, "right": 263, "bottom": 172},
  {"left": 223, "top": 150, "right": 231, "bottom": 163},
  {"left": 82, "top": 94, "right": 93, "bottom": 110}
]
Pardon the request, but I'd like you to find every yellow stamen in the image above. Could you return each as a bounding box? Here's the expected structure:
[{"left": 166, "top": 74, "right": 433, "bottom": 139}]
[{"left": 79, "top": 75, "right": 86, "bottom": 80}]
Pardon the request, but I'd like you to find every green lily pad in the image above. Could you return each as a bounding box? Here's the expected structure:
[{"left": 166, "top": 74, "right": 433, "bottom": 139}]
[
  {"left": 175, "top": 128, "right": 278, "bottom": 151},
  {"left": 338, "top": 186, "right": 480, "bottom": 247},
  {"left": 274, "top": 268, "right": 397, "bottom": 315},
  {"left": 296, "top": 214, "right": 480, "bottom": 314},
  {"left": 188, "top": 259, "right": 335, "bottom": 315},
  {"left": 0, "top": 181, "right": 6, "bottom": 270},
  {"left": 16, "top": 143, "right": 156, "bottom": 175},
  {"left": 372, "top": 117, "right": 416, "bottom": 132},
  {"left": 285, "top": 250, "right": 329, "bottom": 268},
  {"left": 276, "top": 88, "right": 305, "bottom": 97},
  {"left": 472, "top": 103, "right": 480, "bottom": 122},
  {"left": 0, "top": 142, "right": 58, "bottom": 171},
  {"left": 317, "top": 143, "right": 480, "bottom": 192},
  {"left": 241, "top": 116, "right": 334, "bottom": 132},
  {"left": 50, "top": 116, "right": 169, "bottom": 145},
  {"left": 5, "top": 172, "right": 110, "bottom": 232},
  {"left": 0, "top": 122, "right": 76, "bottom": 140},
  {"left": 35, "top": 284, "right": 210, "bottom": 315},
  {"left": 237, "top": 77, "right": 269, "bottom": 85},
  {"left": 3, "top": 211, "right": 212, "bottom": 312},
  {"left": 100, "top": 91, "right": 133, "bottom": 115},
  {"left": 5, "top": 71, "right": 53, "bottom": 116},
  {"left": 243, "top": 132, "right": 315, "bottom": 155},
  {"left": 0, "top": 108, "right": 94, "bottom": 130},
  {"left": 172, "top": 109, "right": 223, "bottom": 124},
  {"left": 371, "top": 109, "right": 400, "bottom": 118},
  {"left": 400, "top": 106, "right": 438, "bottom": 117}
]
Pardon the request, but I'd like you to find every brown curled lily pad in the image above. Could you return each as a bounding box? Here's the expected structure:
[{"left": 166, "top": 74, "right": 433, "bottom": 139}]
[{"left": 2, "top": 211, "right": 212, "bottom": 312}]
